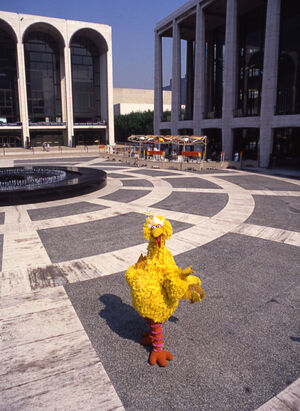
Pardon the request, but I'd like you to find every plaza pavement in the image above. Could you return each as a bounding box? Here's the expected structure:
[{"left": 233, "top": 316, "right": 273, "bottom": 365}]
[{"left": 0, "top": 152, "right": 299, "bottom": 410}]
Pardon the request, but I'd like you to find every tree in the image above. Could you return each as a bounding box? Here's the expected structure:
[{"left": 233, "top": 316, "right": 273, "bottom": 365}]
[{"left": 114, "top": 110, "right": 154, "bottom": 142}]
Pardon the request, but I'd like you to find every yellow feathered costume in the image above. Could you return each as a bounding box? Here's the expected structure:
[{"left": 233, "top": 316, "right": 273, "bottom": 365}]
[{"left": 125, "top": 215, "right": 204, "bottom": 366}]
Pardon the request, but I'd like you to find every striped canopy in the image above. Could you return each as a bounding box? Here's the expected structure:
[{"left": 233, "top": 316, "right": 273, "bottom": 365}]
[{"left": 128, "top": 135, "right": 207, "bottom": 145}]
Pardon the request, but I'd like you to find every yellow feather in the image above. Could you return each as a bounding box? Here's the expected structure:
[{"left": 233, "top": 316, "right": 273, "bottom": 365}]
[{"left": 125, "top": 216, "right": 204, "bottom": 323}]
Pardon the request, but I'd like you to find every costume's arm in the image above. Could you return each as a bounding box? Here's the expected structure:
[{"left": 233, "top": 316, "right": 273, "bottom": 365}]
[
  {"left": 125, "top": 254, "right": 147, "bottom": 286},
  {"left": 162, "top": 274, "right": 188, "bottom": 301},
  {"left": 179, "top": 265, "right": 195, "bottom": 277},
  {"left": 180, "top": 272, "right": 204, "bottom": 303},
  {"left": 163, "top": 266, "right": 204, "bottom": 303}
]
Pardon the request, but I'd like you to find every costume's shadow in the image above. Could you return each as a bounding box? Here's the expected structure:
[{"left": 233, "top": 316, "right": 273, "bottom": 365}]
[
  {"left": 99, "top": 294, "right": 147, "bottom": 344},
  {"left": 99, "top": 293, "right": 179, "bottom": 346}
]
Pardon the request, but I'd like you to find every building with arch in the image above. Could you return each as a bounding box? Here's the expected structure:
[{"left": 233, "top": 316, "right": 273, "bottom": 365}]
[
  {"left": 154, "top": 0, "right": 300, "bottom": 167},
  {"left": 0, "top": 11, "right": 114, "bottom": 147}
]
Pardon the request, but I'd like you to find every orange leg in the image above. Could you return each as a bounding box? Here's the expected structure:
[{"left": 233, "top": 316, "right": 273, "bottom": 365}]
[
  {"left": 141, "top": 331, "right": 154, "bottom": 345},
  {"left": 146, "top": 319, "right": 173, "bottom": 367}
]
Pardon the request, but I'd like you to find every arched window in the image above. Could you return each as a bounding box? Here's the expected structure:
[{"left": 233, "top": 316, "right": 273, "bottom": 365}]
[
  {"left": 71, "top": 34, "right": 101, "bottom": 123},
  {"left": 0, "top": 27, "right": 19, "bottom": 123},
  {"left": 24, "top": 30, "right": 62, "bottom": 123}
]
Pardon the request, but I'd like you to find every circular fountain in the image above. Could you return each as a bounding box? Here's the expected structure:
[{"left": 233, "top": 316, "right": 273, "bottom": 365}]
[{"left": 0, "top": 166, "right": 107, "bottom": 205}]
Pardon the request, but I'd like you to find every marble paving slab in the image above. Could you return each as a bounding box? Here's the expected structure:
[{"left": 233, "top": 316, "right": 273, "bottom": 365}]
[
  {"left": 246, "top": 195, "right": 300, "bottom": 232},
  {"left": 0, "top": 286, "right": 124, "bottom": 411},
  {"left": 1, "top": 158, "right": 300, "bottom": 410},
  {"left": 152, "top": 192, "right": 229, "bottom": 216},
  {"left": 27, "top": 201, "right": 108, "bottom": 221},
  {"left": 107, "top": 172, "right": 132, "bottom": 178},
  {"left": 100, "top": 188, "right": 151, "bottom": 203},
  {"left": 37, "top": 212, "right": 193, "bottom": 264},
  {"left": 93, "top": 166, "right": 130, "bottom": 170},
  {"left": 14, "top": 157, "right": 98, "bottom": 164},
  {"left": 163, "top": 176, "right": 222, "bottom": 189},
  {"left": 130, "top": 169, "right": 182, "bottom": 176},
  {"left": 121, "top": 178, "right": 153, "bottom": 187},
  {"left": 232, "top": 223, "right": 300, "bottom": 247},
  {"left": 216, "top": 174, "right": 300, "bottom": 191},
  {"left": 64, "top": 252, "right": 299, "bottom": 411}
]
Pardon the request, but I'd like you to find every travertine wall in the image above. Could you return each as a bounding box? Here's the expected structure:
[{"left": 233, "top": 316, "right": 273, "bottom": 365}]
[
  {"left": 114, "top": 88, "right": 171, "bottom": 115},
  {"left": 154, "top": 0, "right": 300, "bottom": 167},
  {"left": 0, "top": 10, "right": 115, "bottom": 146}
]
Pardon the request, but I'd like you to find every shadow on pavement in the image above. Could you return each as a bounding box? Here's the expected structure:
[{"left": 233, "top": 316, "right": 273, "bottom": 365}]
[{"left": 99, "top": 293, "right": 148, "bottom": 345}]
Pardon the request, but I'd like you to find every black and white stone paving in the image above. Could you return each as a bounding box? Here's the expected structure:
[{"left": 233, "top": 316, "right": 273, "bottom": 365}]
[{"left": 1, "top": 154, "right": 299, "bottom": 410}]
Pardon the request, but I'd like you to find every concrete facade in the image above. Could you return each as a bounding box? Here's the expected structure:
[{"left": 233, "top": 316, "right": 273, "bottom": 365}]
[
  {"left": 154, "top": 0, "right": 300, "bottom": 167},
  {"left": 113, "top": 88, "right": 171, "bottom": 116},
  {"left": 0, "top": 11, "right": 114, "bottom": 146}
]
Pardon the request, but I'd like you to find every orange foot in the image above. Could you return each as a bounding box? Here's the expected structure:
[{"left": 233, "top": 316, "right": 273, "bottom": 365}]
[
  {"left": 149, "top": 349, "right": 173, "bottom": 367},
  {"left": 141, "top": 332, "right": 154, "bottom": 345}
]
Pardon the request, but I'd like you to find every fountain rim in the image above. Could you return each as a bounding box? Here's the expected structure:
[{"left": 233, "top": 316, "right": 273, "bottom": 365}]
[{"left": 0, "top": 165, "right": 107, "bottom": 205}]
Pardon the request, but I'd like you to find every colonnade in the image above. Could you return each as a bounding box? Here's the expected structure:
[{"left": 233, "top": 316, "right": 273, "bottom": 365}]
[{"left": 154, "top": 0, "right": 299, "bottom": 167}]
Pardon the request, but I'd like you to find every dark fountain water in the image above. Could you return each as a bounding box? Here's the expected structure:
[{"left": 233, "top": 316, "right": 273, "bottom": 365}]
[{"left": 0, "top": 166, "right": 107, "bottom": 205}]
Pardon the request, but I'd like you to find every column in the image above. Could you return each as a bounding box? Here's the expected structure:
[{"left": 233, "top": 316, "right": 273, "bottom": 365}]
[
  {"left": 60, "top": 50, "right": 67, "bottom": 124},
  {"left": 154, "top": 31, "right": 163, "bottom": 134},
  {"left": 60, "top": 50, "right": 68, "bottom": 146},
  {"left": 260, "top": 0, "right": 281, "bottom": 167},
  {"left": 99, "top": 53, "right": 108, "bottom": 143},
  {"left": 64, "top": 46, "right": 74, "bottom": 146},
  {"left": 184, "top": 40, "right": 194, "bottom": 121},
  {"left": 105, "top": 39, "right": 115, "bottom": 146},
  {"left": 222, "top": 0, "right": 238, "bottom": 160},
  {"left": 206, "top": 31, "right": 214, "bottom": 117},
  {"left": 193, "top": 4, "right": 206, "bottom": 135},
  {"left": 16, "top": 42, "right": 29, "bottom": 147},
  {"left": 171, "top": 20, "right": 181, "bottom": 134}
]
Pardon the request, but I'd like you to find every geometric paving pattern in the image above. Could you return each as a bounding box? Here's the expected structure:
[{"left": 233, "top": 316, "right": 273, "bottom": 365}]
[
  {"left": 27, "top": 201, "right": 108, "bottom": 221},
  {"left": 151, "top": 191, "right": 229, "bottom": 216},
  {"left": 37, "top": 212, "right": 193, "bottom": 263},
  {"left": 1, "top": 155, "right": 299, "bottom": 410},
  {"left": 246, "top": 195, "right": 300, "bottom": 232}
]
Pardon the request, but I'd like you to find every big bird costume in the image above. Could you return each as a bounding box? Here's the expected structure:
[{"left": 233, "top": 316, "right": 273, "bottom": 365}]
[{"left": 126, "top": 215, "right": 205, "bottom": 367}]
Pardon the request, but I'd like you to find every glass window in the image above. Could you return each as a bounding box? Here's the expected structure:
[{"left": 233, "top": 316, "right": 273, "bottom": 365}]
[
  {"left": 236, "top": 3, "right": 267, "bottom": 117},
  {"left": 0, "top": 29, "right": 19, "bottom": 123},
  {"left": 204, "top": 23, "right": 225, "bottom": 119},
  {"left": 276, "top": 1, "right": 300, "bottom": 115},
  {"left": 24, "top": 32, "right": 62, "bottom": 123},
  {"left": 233, "top": 128, "right": 259, "bottom": 160},
  {"left": 71, "top": 36, "right": 101, "bottom": 123}
]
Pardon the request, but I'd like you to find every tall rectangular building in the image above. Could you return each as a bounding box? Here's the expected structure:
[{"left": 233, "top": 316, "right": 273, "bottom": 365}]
[
  {"left": 154, "top": 0, "right": 300, "bottom": 167},
  {"left": 0, "top": 11, "right": 114, "bottom": 147}
]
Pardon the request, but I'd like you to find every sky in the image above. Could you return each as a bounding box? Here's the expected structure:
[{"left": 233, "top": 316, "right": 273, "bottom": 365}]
[{"left": 1, "top": 0, "right": 188, "bottom": 89}]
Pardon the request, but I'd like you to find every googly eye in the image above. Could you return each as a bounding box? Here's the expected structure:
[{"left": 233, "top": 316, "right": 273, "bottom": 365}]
[
  {"left": 156, "top": 224, "right": 162, "bottom": 228},
  {"left": 151, "top": 225, "right": 156, "bottom": 230}
]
